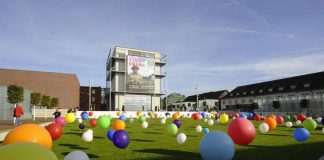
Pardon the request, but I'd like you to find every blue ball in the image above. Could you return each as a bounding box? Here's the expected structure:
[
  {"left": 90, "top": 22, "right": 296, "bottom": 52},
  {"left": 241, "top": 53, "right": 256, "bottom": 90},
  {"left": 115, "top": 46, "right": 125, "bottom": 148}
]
[
  {"left": 239, "top": 113, "right": 247, "bottom": 119},
  {"left": 248, "top": 112, "right": 254, "bottom": 118},
  {"left": 293, "top": 128, "right": 310, "bottom": 142},
  {"left": 200, "top": 131, "right": 235, "bottom": 160},
  {"left": 81, "top": 112, "right": 89, "bottom": 120},
  {"left": 203, "top": 128, "right": 209, "bottom": 135},
  {"left": 119, "top": 115, "right": 126, "bottom": 121},
  {"left": 107, "top": 129, "right": 115, "bottom": 141},
  {"left": 201, "top": 112, "right": 206, "bottom": 118}
]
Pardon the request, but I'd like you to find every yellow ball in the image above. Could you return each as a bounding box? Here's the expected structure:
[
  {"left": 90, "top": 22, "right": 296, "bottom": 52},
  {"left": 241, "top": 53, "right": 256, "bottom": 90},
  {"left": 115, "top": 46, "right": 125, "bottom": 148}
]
[
  {"left": 220, "top": 114, "right": 229, "bottom": 123},
  {"left": 65, "top": 113, "right": 76, "bottom": 123},
  {"left": 136, "top": 111, "right": 142, "bottom": 117}
]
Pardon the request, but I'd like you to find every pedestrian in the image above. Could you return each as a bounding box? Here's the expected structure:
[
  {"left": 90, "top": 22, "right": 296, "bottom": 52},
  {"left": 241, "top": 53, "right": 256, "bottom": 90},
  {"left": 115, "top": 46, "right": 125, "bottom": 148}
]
[
  {"left": 67, "top": 108, "right": 72, "bottom": 113},
  {"left": 53, "top": 108, "right": 61, "bottom": 118},
  {"left": 14, "top": 104, "right": 24, "bottom": 125}
]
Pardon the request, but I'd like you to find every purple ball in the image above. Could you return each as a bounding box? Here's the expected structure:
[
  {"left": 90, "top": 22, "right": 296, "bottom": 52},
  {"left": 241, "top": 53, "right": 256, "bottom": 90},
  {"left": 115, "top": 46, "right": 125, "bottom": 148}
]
[
  {"left": 173, "top": 120, "right": 181, "bottom": 128},
  {"left": 112, "top": 130, "right": 130, "bottom": 149},
  {"left": 79, "top": 124, "right": 85, "bottom": 129},
  {"left": 55, "top": 117, "right": 66, "bottom": 127},
  {"left": 321, "top": 117, "right": 324, "bottom": 125}
]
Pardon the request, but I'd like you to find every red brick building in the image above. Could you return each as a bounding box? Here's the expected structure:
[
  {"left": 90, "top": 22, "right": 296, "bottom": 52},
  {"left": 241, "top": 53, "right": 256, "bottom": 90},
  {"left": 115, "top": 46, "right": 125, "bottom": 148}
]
[{"left": 80, "top": 86, "right": 102, "bottom": 111}]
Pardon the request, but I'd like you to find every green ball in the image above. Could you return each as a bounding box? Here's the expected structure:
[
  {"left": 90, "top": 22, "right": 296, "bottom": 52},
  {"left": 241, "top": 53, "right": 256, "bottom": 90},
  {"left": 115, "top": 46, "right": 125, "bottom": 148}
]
[
  {"left": 290, "top": 115, "right": 297, "bottom": 122},
  {"left": 284, "top": 115, "right": 290, "bottom": 122},
  {"left": 98, "top": 116, "right": 110, "bottom": 129},
  {"left": 0, "top": 142, "right": 57, "bottom": 160},
  {"left": 167, "top": 124, "right": 178, "bottom": 136},
  {"left": 139, "top": 115, "right": 146, "bottom": 123},
  {"left": 302, "top": 119, "right": 317, "bottom": 130}
]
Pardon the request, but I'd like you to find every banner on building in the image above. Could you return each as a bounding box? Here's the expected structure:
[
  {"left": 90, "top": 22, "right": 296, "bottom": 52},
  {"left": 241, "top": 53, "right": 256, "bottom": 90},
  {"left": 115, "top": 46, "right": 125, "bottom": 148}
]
[
  {"left": 124, "top": 94, "right": 151, "bottom": 111},
  {"left": 126, "top": 52, "right": 155, "bottom": 93}
]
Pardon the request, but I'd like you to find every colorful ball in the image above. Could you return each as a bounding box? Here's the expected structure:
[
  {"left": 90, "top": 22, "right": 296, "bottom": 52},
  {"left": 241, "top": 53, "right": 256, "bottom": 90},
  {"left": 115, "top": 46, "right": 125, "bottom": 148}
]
[
  {"left": 142, "top": 121, "right": 149, "bottom": 128},
  {"left": 276, "top": 116, "right": 284, "bottom": 124},
  {"left": 65, "top": 113, "right": 76, "bottom": 123},
  {"left": 203, "top": 128, "right": 209, "bottom": 135},
  {"left": 173, "top": 120, "right": 181, "bottom": 128},
  {"left": 90, "top": 119, "right": 97, "bottom": 127},
  {"left": 286, "top": 122, "right": 293, "bottom": 128},
  {"left": 106, "top": 129, "right": 115, "bottom": 141},
  {"left": 220, "top": 114, "right": 229, "bottom": 123},
  {"left": 172, "top": 113, "right": 180, "bottom": 120},
  {"left": 254, "top": 114, "right": 261, "bottom": 121},
  {"left": 98, "top": 116, "right": 110, "bottom": 129},
  {"left": 200, "top": 131, "right": 235, "bottom": 160},
  {"left": 112, "top": 130, "right": 130, "bottom": 149},
  {"left": 191, "top": 113, "right": 199, "bottom": 120},
  {"left": 302, "top": 119, "right": 317, "bottom": 130},
  {"left": 3, "top": 124, "right": 52, "bottom": 149},
  {"left": 81, "top": 112, "right": 89, "bottom": 120},
  {"left": 228, "top": 118, "right": 256, "bottom": 145},
  {"left": 259, "top": 123, "right": 269, "bottom": 133},
  {"left": 167, "top": 124, "right": 178, "bottom": 136},
  {"left": 119, "top": 115, "right": 127, "bottom": 121},
  {"left": 54, "top": 117, "right": 66, "bottom": 127},
  {"left": 113, "top": 120, "right": 125, "bottom": 130},
  {"left": 176, "top": 133, "right": 187, "bottom": 144},
  {"left": 297, "top": 114, "right": 307, "bottom": 122},
  {"left": 89, "top": 112, "right": 93, "bottom": 117},
  {"left": 196, "top": 125, "right": 202, "bottom": 132},
  {"left": 117, "top": 111, "right": 121, "bottom": 116},
  {"left": 45, "top": 123, "right": 63, "bottom": 141},
  {"left": 79, "top": 124, "right": 85, "bottom": 130},
  {"left": 293, "top": 128, "right": 310, "bottom": 142},
  {"left": 263, "top": 118, "right": 277, "bottom": 131},
  {"left": 138, "top": 115, "right": 146, "bottom": 123}
]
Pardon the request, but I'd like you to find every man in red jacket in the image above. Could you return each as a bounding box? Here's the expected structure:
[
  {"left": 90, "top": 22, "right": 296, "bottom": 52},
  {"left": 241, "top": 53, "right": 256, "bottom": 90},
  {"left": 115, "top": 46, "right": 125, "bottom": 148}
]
[{"left": 14, "top": 104, "right": 24, "bottom": 125}]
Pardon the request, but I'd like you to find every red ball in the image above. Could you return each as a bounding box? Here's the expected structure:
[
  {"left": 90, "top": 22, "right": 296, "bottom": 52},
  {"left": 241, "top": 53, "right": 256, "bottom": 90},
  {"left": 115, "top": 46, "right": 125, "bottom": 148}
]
[
  {"left": 254, "top": 114, "right": 261, "bottom": 121},
  {"left": 89, "top": 112, "right": 93, "bottom": 116},
  {"left": 191, "top": 113, "right": 199, "bottom": 120},
  {"left": 90, "top": 119, "right": 97, "bottom": 127},
  {"left": 297, "top": 114, "right": 307, "bottom": 122},
  {"left": 234, "top": 113, "right": 239, "bottom": 118},
  {"left": 276, "top": 116, "right": 284, "bottom": 124},
  {"left": 229, "top": 114, "right": 233, "bottom": 119},
  {"left": 45, "top": 123, "right": 63, "bottom": 141},
  {"left": 227, "top": 118, "right": 256, "bottom": 145}
]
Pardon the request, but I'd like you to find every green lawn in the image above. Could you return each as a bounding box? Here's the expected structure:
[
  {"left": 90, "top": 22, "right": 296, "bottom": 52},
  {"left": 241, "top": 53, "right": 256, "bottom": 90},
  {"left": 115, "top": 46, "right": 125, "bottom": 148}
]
[{"left": 52, "top": 117, "right": 324, "bottom": 160}]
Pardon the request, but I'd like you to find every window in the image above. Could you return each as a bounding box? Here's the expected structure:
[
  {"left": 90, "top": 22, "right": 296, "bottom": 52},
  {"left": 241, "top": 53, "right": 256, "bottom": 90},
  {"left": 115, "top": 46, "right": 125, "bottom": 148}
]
[
  {"left": 92, "top": 89, "right": 96, "bottom": 94},
  {"left": 188, "top": 103, "right": 191, "bottom": 107},
  {"left": 241, "top": 99, "right": 246, "bottom": 104},
  {"left": 304, "top": 83, "right": 310, "bottom": 88},
  {"left": 290, "top": 85, "right": 296, "bottom": 90},
  {"left": 236, "top": 93, "right": 240, "bottom": 96},
  {"left": 268, "top": 88, "right": 273, "bottom": 92},
  {"left": 259, "top": 90, "right": 263, "bottom": 93},
  {"left": 243, "top": 92, "right": 247, "bottom": 95},
  {"left": 230, "top": 94, "right": 233, "bottom": 97},
  {"left": 81, "top": 89, "right": 84, "bottom": 93},
  {"left": 249, "top": 99, "right": 253, "bottom": 103},
  {"left": 251, "top": 91, "right": 255, "bottom": 94},
  {"left": 81, "top": 98, "right": 84, "bottom": 102},
  {"left": 92, "top": 97, "right": 95, "bottom": 102},
  {"left": 279, "top": 87, "right": 284, "bottom": 91}
]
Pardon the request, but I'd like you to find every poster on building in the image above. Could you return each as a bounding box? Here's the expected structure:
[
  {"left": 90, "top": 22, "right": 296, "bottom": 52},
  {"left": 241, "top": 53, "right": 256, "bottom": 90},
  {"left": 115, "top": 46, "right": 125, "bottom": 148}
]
[
  {"left": 124, "top": 94, "right": 151, "bottom": 111},
  {"left": 126, "top": 53, "right": 155, "bottom": 93}
]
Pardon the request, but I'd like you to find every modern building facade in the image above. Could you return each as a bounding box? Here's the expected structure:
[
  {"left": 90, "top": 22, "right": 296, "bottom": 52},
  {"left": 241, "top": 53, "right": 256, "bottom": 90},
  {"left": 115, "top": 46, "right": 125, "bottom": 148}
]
[
  {"left": 164, "top": 92, "right": 186, "bottom": 109},
  {"left": 106, "top": 46, "right": 166, "bottom": 111},
  {"left": 221, "top": 71, "right": 324, "bottom": 116},
  {"left": 171, "top": 90, "right": 229, "bottom": 111},
  {"left": 0, "top": 69, "right": 80, "bottom": 109},
  {"left": 80, "top": 86, "right": 101, "bottom": 111}
]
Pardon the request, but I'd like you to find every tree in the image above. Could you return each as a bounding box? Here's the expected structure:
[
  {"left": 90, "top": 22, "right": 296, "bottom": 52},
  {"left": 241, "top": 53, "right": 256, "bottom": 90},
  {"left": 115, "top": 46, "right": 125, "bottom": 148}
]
[
  {"left": 251, "top": 102, "right": 259, "bottom": 111},
  {"left": 235, "top": 104, "right": 242, "bottom": 112},
  {"left": 30, "top": 92, "right": 41, "bottom": 106},
  {"left": 50, "top": 98, "right": 59, "bottom": 109},
  {"left": 7, "top": 84, "right": 24, "bottom": 104},
  {"left": 300, "top": 99, "right": 310, "bottom": 115},
  {"left": 41, "top": 96, "right": 51, "bottom": 108},
  {"left": 272, "top": 101, "right": 280, "bottom": 112}
]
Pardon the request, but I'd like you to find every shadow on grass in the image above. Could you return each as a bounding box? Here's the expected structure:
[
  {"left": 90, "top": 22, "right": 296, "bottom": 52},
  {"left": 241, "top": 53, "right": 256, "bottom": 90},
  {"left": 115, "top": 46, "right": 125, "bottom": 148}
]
[
  {"left": 64, "top": 132, "right": 83, "bottom": 136},
  {"left": 141, "top": 131, "right": 163, "bottom": 135},
  {"left": 58, "top": 143, "right": 78, "bottom": 147},
  {"left": 61, "top": 152, "right": 100, "bottom": 158},
  {"left": 132, "top": 139, "right": 155, "bottom": 142},
  {"left": 132, "top": 149, "right": 200, "bottom": 159},
  {"left": 93, "top": 136, "right": 104, "bottom": 139},
  {"left": 70, "top": 146, "right": 89, "bottom": 150},
  {"left": 264, "top": 133, "right": 289, "bottom": 137},
  {"left": 235, "top": 141, "right": 324, "bottom": 160},
  {"left": 186, "top": 135, "right": 198, "bottom": 137}
]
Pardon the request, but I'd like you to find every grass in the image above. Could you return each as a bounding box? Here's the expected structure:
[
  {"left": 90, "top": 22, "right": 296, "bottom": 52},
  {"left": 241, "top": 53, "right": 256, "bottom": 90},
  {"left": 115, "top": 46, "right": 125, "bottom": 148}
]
[{"left": 49, "top": 117, "right": 324, "bottom": 160}]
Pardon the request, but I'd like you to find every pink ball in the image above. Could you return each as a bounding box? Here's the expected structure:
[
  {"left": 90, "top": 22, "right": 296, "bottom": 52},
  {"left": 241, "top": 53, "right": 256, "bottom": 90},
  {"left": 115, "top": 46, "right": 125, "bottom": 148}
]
[
  {"left": 55, "top": 117, "right": 66, "bottom": 127},
  {"left": 276, "top": 116, "right": 284, "bottom": 124},
  {"left": 227, "top": 118, "right": 256, "bottom": 145}
]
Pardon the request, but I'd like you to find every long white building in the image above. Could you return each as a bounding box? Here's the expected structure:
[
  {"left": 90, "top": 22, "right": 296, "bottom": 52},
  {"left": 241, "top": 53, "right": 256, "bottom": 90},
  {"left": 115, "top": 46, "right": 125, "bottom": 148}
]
[{"left": 106, "top": 46, "right": 166, "bottom": 111}]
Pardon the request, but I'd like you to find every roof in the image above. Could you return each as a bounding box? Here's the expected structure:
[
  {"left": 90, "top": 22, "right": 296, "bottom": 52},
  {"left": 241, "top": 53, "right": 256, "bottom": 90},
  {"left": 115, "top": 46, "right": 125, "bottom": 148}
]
[
  {"left": 223, "top": 71, "right": 324, "bottom": 99},
  {"left": 183, "top": 90, "right": 229, "bottom": 102}
]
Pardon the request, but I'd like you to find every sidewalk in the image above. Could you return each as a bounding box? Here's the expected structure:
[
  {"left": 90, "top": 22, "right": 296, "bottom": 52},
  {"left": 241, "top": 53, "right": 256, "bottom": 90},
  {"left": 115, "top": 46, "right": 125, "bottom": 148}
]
[{"left": 0, "top": 118, "right": 55, "bottom": 132}]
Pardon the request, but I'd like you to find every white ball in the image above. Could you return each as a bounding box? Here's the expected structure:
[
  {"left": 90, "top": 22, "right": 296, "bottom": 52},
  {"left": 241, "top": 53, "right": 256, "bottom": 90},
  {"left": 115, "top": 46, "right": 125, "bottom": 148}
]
[
  {"left": 259, "top": 123, "right": 269, "bottom": 133},
  {"left": 207, "top": 119, "right": 214, "bottom": 126},
  {"left": 176, "top": 133, "right": 187, "bottom": 144},
  {"left": 64, "top": 150, "right": 89, "bottom": 160},
  {"left": 82, "top": 131, "right": 93, "bottom": 142},
  {"left": 78, "top": 119, "right": 82, "bottom": 124},
  {"left": 86, "top": 129, "right": 93, "bottom": 135},
  {"left": 285, "top": 122, "right": 293, "bottom": 128},
  {"left": 317, "top": 117, "right": 322, "bottom": 123},
  {"left": 196, "top": 125, "right": 202, "bottom": 132},
  {"left": 160, "top": 118, "right": 166, "bottom": 124},
  {"left": 130, "top": 118, "right": 134, "bottom": 123},
  {"left": 296, "top": 120, "right": 302, "bottom": 125},
  {"left": 198, "top": 115, "right": 202, "bottom": 119},
  {"left": 204, "top": 119, "right": 208, "bottom": 123},
  {"left": 142, "top": 121, "right": 148, "bottom": 128}
]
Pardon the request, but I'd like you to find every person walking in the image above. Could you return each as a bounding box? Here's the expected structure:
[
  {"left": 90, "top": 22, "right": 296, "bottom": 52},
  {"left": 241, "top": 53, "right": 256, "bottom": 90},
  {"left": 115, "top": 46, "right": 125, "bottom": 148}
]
[
  {"left": 14, "top": 104, "right": 24, "bottom": 125},
  {"left": 53, "top": 108, "right": 61, "bottom": 118}
]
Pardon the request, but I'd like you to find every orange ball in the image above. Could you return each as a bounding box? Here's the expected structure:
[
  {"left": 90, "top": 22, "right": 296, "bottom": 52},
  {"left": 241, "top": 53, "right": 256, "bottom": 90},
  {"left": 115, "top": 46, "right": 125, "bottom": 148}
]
[
  {"left": 172, "top": 113, "right": 180, "bottom": 120},
  {"left": 269, "top": 114, "right": 276, "bottom": 120},
  {"left": 113, "top": 120, "right": 125, "bottom": 130},
  {"left": 263, "top": 118, "right": 277, "bottom": 131},
  {"left": 3, "top": 124, "right": 52, "bottom": 149},
  {"left": 117, "top": 111, "right": 121, "bottom": 116}
]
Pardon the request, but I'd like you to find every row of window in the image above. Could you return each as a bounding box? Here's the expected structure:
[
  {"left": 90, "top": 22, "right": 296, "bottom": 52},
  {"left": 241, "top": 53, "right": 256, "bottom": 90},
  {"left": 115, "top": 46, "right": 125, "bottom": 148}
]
[
  {"left": 80, "top": 89, "right": 96, "bottom": 94},
  {"left": 80, "top": 97, "right": 96, "bottom": 102},
  {"left": 230, "top": 83, "right": 311, "bottom": 97}
]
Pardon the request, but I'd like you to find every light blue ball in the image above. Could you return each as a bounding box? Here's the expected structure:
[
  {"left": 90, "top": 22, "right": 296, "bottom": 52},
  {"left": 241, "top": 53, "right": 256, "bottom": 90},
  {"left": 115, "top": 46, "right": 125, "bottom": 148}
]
[
  {"left": 200, "top": 131, "right": 235, "bottom": 160},
  {"left": 203, "top": 128, "right": 209, "bottom": 135},
  {"left": 81, "top": 112, "right": 89, "bottom": 120},
  {"left": 119, "top": 115, "right": 126, "bottom": 121},
  {"left": 65, "top": 150, "right": 89, "bottom": 160},
  {"left": 239, "top": 113, "right": 247, "bottom": 119},
  {"left": 293, "top": 128, "right": 310, "bottom": 142}
]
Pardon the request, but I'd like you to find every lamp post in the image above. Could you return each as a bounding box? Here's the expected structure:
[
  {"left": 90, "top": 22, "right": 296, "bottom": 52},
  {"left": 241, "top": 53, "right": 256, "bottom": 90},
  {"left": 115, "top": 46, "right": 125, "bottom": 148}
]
[{"left": 195, "top": 87, "right": 199, "bottom": 111}]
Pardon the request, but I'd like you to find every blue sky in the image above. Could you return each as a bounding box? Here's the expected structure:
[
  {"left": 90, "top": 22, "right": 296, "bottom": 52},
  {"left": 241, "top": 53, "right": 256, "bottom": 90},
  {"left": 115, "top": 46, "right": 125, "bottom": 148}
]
[{"left": 1, "top": 0, "right": 324, "bottom": 96}]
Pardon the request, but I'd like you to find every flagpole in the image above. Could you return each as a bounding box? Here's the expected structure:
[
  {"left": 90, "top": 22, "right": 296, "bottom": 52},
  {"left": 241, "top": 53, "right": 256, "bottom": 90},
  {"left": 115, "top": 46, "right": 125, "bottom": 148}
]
[{"left": 89, "top": 76, "right": 91, "bottom": 111}]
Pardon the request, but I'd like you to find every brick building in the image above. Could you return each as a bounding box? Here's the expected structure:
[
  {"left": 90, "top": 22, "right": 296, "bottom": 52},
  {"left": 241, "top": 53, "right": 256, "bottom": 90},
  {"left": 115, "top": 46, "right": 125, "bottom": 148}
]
[{"left": 80, "top": 86, "right": 102, "bottom": 111}]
